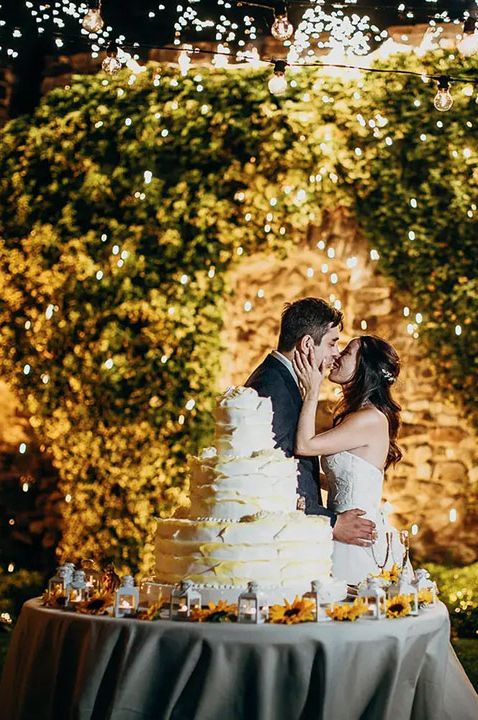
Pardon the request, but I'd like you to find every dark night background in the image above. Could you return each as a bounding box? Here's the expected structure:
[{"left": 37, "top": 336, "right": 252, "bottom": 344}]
[{"left": 0, "top": 1, "right": 476, "bottom": 115}]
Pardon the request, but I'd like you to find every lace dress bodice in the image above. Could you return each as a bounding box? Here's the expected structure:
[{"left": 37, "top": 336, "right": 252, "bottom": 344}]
[{"left": 322, "top": 450, "right": 384, "bottom": 521}]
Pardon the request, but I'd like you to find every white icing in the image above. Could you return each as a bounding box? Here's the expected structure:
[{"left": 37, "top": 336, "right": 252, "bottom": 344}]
[{"left": 154, "top": 386, "right": 334, "bottom": 598}]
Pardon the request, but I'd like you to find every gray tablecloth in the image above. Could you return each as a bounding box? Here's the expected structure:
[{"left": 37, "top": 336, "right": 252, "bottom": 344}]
[{"left": 0, "top": 599, "right": 476, "bottom": 720}]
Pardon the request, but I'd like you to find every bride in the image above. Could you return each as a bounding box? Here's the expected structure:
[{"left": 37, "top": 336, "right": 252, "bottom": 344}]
[{"left": 292, "top": 334, "right": 404, "bottom": 585}]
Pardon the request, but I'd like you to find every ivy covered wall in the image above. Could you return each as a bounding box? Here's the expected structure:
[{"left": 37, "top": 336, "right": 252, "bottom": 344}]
[{"left": 0, "top": 51, "right": 476, "bottom": 573}]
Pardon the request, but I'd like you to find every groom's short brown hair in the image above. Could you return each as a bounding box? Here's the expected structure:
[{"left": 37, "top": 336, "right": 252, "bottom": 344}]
[{"left": 278, "top": 298, "right": 343, "bottom": 352}]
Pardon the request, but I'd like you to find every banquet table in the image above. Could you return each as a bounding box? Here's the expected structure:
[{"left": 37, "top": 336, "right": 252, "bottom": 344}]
[{"left": 0, "top": 599, "right": 477, "bottom": 720}]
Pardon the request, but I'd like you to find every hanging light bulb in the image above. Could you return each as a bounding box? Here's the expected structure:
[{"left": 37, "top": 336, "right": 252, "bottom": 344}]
[
  {"left": 178, "top": 50, "right": 192, "bottom": 77},
  {"left": 457, "top": 16, "right": 478, "bottom": 57},
  {"left": 271, "top": 8, "right": 294, "bottom": 41},
  {"left": 268, "top": 60, "right": 288, "bottom": 95},
  {"left": 433, "top": 76, "right": 453, "bottom": 112},
  {"left": 82, "top": 2, "right": 104, "bottom": 34},
  {"left": 102, "top": 43, "right": 122, "bottom": 75}
]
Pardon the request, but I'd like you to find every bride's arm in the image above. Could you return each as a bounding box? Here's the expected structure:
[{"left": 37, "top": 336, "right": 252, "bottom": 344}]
[{"left": 293, "top": 348, "right": 378, "bottom": 457}]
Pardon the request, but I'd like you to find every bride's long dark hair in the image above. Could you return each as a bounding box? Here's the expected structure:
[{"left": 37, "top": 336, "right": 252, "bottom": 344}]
[{"left": 334, "top": 335, "right": 402, "bottom": 470}]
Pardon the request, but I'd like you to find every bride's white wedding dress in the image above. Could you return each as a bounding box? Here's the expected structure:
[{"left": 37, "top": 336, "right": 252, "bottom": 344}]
[{"left": 322, "top": 449, "right": 402, "bottom": 585}]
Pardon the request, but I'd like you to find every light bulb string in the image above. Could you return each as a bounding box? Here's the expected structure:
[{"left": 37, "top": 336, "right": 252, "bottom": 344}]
[{"left": 2, "top": 27, "right": 477, "bottom": 86}]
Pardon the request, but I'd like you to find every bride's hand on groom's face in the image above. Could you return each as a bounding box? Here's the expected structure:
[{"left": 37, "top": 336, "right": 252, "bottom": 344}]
[{"left": 293, "top": 346, "right": 324, "bottom": 398}]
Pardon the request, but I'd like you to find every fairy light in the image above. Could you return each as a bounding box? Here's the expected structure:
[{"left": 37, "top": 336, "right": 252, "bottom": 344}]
[
  {"left": 411, "top": 523, "right": 419, "bottom": 536},
  {"left": 271, "top": 11, "right": 294, "bottom": 42},
  {"left": 449, "top": 508, "right": 457, "bottom": 522},
  {"left": 434, "top": 76, "right": 454, "bottom": 112},
  {"left": 82, "top": 2, "right": 104, "bottom": 34}
]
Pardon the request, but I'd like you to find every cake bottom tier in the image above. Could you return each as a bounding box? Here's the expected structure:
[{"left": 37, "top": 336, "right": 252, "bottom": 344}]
[{"left": 155, "top": 511, "right": 333, "bottom": 588}]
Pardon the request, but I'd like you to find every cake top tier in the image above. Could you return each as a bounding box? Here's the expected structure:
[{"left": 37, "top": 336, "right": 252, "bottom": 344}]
[{"left": 213, "top": 386, "right": 276, "bottom": 458}]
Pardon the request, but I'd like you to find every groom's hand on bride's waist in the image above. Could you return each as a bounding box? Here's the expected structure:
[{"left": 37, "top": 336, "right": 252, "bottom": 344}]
[{"left": 332, "top": 509, "right": 376, "bottom": 546}]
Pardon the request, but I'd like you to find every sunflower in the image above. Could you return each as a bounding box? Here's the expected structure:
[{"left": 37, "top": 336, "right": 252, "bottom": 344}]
[
  {"left": 76, "top": 593, "right": 113, "bottom": 616},
  {"left": 268, "top": 596, "right": 315, "bottom": 625},
  {"left": 326, "top": 599, "right": 368, "bottom": 622},
  {"left": 386, "top": 594, "right": 412, "bottom": 618},
  {"left": 418, "top": 589, "right": 434, "bottom": 607},
  {"left": 374, "top": 563, "right": 401, "bottom": 585},
  {"left": 42, "top": 589, "right": 68, "bottom": 610},
  {"left": 135, "top": 601, "right": 164, "bottom": 621},
  {"left": 191, "top": 600, "right": 238, "bottom": 623}
]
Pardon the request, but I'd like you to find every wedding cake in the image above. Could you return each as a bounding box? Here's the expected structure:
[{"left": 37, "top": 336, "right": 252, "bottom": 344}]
[{"left": 154, "top": 386, "right": 343, "bottom": 603}]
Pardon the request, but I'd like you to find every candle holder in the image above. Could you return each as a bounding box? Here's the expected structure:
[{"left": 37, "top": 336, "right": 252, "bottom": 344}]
[
  {"left": 170, "top": 580, "right": 201, "bottom": 620},
  {"left": 238, "top": 582, "right": 268, "bottom": 624},
  {"left": 48, "top": 566, "right": 71, "bottom": 598},
  {"left": 302, "top": 580, "right": 332, "bottom": 622},
  {"left": 388, "top": 575, "right": 419, "bottom": 616},
  {"left": 67, "top": 570, "right": 88, "bottom": 608},
  {"left": 81, "top": 559, "right": 102, "bottom": 594},
  {"left": 114, "top": 575, "right": 140, "bottom": 618},
  {"left": 413, "top": 568, "right": 437, "bottom": 606},
  {"left": 358, "top": 578, "right": 387, "bottom": 620}
]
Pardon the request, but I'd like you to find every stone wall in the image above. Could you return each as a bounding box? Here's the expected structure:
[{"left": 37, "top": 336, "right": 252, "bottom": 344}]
[{"left": 219, "top": 210, "right": 478, "bottom": 565}]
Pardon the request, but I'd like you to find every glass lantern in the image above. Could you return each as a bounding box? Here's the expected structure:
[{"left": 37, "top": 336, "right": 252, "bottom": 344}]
[
  {"left": 413, "top": 568, "right": 437, "bottom": 606},
  {"left": 170, "top": 579, "right": 201, "bottom": 620},
  {"left": 48, "top": 566, "right": 71, "bottom": 598},
  {"left": 302, "top": 580, "right": 331, "bottom": 622},
  {"left": 238, "top": 582, "right": 268, "bottom": 624},
  {"left": 388, "top": 576, "right": 419, "bottom": 616},
  {"left": 358, "top": 578, "right": 387, "bottom": 620},
  {"left": 81, "top": 559, "right": 102, "bottom": 594},
  {"left": 63, "top": 563, "right": 76, "bottom": 585},
  {"left": 67, "top": 570, "right": 88, "bottom": 607},
  {"left": 114, "top": 575, "right": 140, "bottom": 618},
  {"left": 140, "top": 577, "right": 164, "bottom": 608}
]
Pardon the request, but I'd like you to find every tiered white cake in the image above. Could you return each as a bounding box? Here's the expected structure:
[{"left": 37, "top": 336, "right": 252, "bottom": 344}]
[{"left": 155, "top": 386, "right": 340, "bottom": 603}]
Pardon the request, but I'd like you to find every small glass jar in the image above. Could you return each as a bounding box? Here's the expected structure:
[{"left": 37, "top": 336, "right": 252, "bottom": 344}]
[
  {"left": 302, "top": 580, "right": 331, "bottom": 622},
  {"left": 359, "top": 578, "right": 387, "bottom": 620},
  {"left": 238, "top": 582, "right": 268, "bottom": 624},
  {"left": 114, "top": 575, "right": 140, "bottom": 618},
  {"left": 169, "top": 580, "right": 201, "bottom": 620}
]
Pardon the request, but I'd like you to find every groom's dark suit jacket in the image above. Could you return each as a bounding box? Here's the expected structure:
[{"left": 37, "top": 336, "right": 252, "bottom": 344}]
[{"left": 246, "top": 354, "right": 336, "bottom": 523}]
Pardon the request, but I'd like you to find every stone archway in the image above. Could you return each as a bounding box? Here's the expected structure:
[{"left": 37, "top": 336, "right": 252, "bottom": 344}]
[{"left": 220, "top": 210, "right": 478, "bottom": 564}]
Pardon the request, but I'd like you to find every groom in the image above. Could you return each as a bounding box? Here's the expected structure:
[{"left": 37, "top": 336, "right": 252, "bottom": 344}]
[{"left": 246, "top": 297, "right": 376, "bottom": 546}]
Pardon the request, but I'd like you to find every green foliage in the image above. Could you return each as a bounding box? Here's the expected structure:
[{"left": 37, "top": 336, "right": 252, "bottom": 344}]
[
  {"left": 0, "top": 53, "right": 476, "bottom": 572},
  {"left": 426, "top": 562, "right": 478, "bottom": 639}
]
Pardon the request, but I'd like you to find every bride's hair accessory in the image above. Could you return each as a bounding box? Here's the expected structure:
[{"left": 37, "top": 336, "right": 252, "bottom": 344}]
[{"left": 381, "top": 367, "right": 395, "bottom": 384}]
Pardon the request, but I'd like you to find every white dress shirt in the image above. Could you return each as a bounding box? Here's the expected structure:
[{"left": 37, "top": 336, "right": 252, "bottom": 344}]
[{"left": 271, "top": 350, "right": 299, "bottom": 386}]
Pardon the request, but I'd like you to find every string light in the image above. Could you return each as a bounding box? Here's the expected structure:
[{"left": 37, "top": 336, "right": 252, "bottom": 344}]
[
  {"left": 271, "top": 9, "right": 294, "bottom": 42},
  {"left": 268, "top": 60, "right": 288, "bottom": 95},
  {"left": 434, "top": 76, "right": 454, "bottom": 112},
  {"left": 81, "top": 1, "right": 104, "bottom": 34},
  {"left": 102, "top": 43, "right": 122, "bottom": 75},
  {"left": 457, "top": 16, "right": 478, "bottom": 57}
]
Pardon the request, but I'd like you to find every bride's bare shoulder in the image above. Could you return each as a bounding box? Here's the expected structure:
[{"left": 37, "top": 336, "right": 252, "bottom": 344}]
[{"left": 348, "top": 406, "right": 388, "bottom": 427}]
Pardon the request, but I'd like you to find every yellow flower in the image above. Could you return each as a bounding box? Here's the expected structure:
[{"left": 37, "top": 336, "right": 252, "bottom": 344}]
[
  {"left": 418, "top": 589, "right": 434, "bottom": 606},
  {"left": 191, "top": 600, "right": 238, "bottom": 623},
  {"left": 42, "top": 589, "right": 68, "bottom": 610},
  {"left": 135, "top": 600, "right": 164, "bottom": 621},
  {"left": 374, "top": 563, "right": 401, "bottom": 584},
  {"left": 386, "top": 595, "right": 412, "bottom": 618},
  {"left": 76, "top": 593, "right": 113, "bottom": 615},
  {"left": 326, "top": 599, "right": 368, "bottom": 622},
  {"left": 268, "top": 596, "right": 315, "bottom": 625}
]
